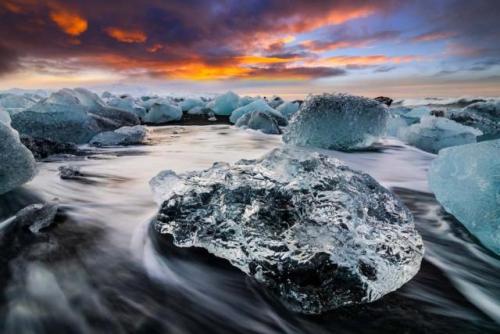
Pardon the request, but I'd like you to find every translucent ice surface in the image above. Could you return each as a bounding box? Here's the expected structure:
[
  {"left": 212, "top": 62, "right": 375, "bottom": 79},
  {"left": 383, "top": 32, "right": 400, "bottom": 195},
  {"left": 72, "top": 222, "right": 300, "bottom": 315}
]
[
  {"left": 277, "top": 101, "right": 300, "bottom": 119},
  {"left": 448, "top": 101, "right": 500, "bottom": 141},
  {"left": 106, "top": 95, "right": 146, "bottom": 119},
  {"left": 90, "top": 125, "right": 150, "bottom": 146},
  {"left": 235, "top": 110, "right": 281, "bottom": 134},
  {"left": 283, "top": 94, "right": 388, "bottom": 151},
  {"left": 151, "top": 147, "right": 423, "bottom": 314},
  {"left": 11, "top": 89, "right": 139, "bottom": 144},
  {"left": 229, "top": 99, "right": 287, "bottom": 125},
  {"left": 428, "top": 140, "right": 500, "bottom": 255},
  {"left": 143, "top": 103, "right": 183, "bottom": 124},
  {"left": 179, "top": 98, "right": 205, "bottom": 112},
  {"left": 0, "top": 122, "right": 37, "bottom": 194},
  {"left": 212, "top": 91, "right": 240, "bottom": 116},
  {"left": 399, "top": 116, "right": 482, "bottom": 153}
]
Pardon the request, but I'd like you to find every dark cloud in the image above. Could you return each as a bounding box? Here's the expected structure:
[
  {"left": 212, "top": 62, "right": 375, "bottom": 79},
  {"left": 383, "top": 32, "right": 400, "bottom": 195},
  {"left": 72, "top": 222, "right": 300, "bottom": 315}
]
[
  {"left": 0, "top": 44, "right": 18, "bottom": 75},
  {"left": 374, "top": 65, "right": 396, "bottom": 73},
  {"left": 0, "top": 0, "right": 499, "bottom": 81},
  {"left": 301, "top": 30, "right": 401, "bottom": 51}
]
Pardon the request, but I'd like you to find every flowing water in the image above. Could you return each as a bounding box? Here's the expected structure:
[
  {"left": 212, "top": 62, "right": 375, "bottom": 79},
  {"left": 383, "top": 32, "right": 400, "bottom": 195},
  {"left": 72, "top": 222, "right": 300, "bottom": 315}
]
[{"left": 0, "top": 125, "right": 498, "bottom": 333}]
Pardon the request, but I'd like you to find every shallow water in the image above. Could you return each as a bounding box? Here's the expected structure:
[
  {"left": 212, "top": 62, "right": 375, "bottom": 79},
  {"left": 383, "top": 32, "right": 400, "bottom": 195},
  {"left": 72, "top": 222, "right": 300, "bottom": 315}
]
[{"left": 0, "top": 125, "right": 498, "bottom": 333}]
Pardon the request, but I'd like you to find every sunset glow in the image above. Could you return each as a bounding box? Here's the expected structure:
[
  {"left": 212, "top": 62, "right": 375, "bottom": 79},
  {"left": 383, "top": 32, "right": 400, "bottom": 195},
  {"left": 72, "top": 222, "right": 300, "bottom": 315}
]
[{"left": 0, "top": 0, "right": 498, "bottom": 97}]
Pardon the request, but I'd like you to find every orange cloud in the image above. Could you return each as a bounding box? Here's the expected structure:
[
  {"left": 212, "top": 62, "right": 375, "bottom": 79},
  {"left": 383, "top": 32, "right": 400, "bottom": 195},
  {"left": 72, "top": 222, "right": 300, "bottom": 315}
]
[
  {"left": 2, "top": 1, "right": 23, "bottom": 13},
  {"left": 78, "top": 53, "right": 339, "bottom": 81},
  {"left": 412, "top": 31, "right": 455, "bottom": 43},
  {"left": 318, "top": 55, "right": 418, "bottom": 66},
  {"left": 105, "top": 27, "right": 147, "bottom": 43},
  {"left": 147, "top": 43, "right": 164, "bottom": 53},
  {"left": 50, "top": 9, "right": 88, "bottom": 36},
  {"left": 288, "top": 6, "right": 375, "bottom": 34},
  {"left": 235, "top": 55, "right": 300, "bottom": 65},
  {"left": 300, "top": 40, "right": 354, "bottom": 52}
]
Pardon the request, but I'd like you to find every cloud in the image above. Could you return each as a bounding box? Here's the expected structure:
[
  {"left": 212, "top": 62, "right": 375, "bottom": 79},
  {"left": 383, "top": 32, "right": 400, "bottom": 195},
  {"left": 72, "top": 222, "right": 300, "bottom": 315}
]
[
  {"left": 410, "top": 30, "right": 455, "bottom": 43},
  {"left": 0, "top": 0, "right": 498, "bottom": 87},
  {"left": 0, "top": 44, "right": 18, "bottom": 75},
  {"left": 105, "top": 27, "right": 147, "bottom": 43},
  {"left": 316, "top": 55, "right": 418, "bottom": 67},
  {"left": 301, "top": 30, "right": 400, "bottom": 52},
  {"left": 50, "top": 8, "right": 88, "bottom": 36}
]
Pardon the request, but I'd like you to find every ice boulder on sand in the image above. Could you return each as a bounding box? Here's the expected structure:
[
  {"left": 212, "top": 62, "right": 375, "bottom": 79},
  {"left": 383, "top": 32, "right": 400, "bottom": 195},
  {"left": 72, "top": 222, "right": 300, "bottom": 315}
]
[
  {"left": 398, "top": 116, "right": 482, "bottom": 153},
  {"left": 0, "top": 94, "right": 36, "bottom": 114},
  {"left": 277, "top": 101, "right": 300, "bottom": 119},
  {"left": 150, "top": 147, "right": 423, "bottom": 314},
  {"left": 67, "top": 88, "right": 139, "bottom": 126},
  {"left": 428, "top": 140, "right": 500, "bottom": 255},
  {"left": 212, "top": 91, "right": 239, "bottom": 116},
  {"left": 179, "top": 98, "right": 205, "bottom": 112},
  {"left": 235, "top": 110, "right": 281, "bottom": 134},
  {"left": 106, "top": 95, "right": 146, "bottom": 119},
  {"left": 229, "top": 99, "right": 287, "bottom": 125},
  {"left": 11, "top": 88, "right": 139, "bottom": 144},
  {"left": 266, "top": 95, "right": 284, "bottom": 109},
  {"left": 238, "top": 96, "right": 256, "bottom": 107},
  {"left": 283, "top": 94, "right": 388, "bottom": 151},
  {"left": 401, "top": 107, "right": 431, "bottom": 125},
  {"left": 143, "top": 102, "right": 182, "bottom": 124},
  {"left": 90, "top": 125, "right": 149, "bottom": 146},
  {"left": 448, "top": 101, "right": 500, "bottom": 141},
  {"left": 0, "top": 122, "right": 37, "bottom": 194}
]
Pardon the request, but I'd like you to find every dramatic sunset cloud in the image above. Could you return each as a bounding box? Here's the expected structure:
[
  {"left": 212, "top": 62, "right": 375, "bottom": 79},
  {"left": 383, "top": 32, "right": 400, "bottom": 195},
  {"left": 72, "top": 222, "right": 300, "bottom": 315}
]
[
  {"left": 50, "top": 9, "right": 88, "bottom": 36},
  {"left": 105, "top": 27, "right": 147, "bottom": 43},
  {"left": 0, "top": 0, "right": 498, "bottom": 96}
]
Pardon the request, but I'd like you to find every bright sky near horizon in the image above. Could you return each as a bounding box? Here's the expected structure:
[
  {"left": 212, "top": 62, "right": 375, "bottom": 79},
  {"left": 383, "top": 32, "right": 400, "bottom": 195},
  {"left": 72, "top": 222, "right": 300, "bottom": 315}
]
[{"left": 0, "top": 0, "right": 499, "bottom": 98}]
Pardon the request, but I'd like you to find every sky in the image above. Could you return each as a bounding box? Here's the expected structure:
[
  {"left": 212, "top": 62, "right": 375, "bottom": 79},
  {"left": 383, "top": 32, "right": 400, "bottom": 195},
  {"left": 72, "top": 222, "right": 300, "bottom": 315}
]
[{"left": 0, "top": 0, "right": 499, "bottom": 98}]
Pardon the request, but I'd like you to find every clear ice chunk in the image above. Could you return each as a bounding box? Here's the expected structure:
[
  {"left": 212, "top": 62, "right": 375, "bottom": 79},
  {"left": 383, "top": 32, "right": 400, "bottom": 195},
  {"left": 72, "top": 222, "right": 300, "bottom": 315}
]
[{"left": 150, "top": 147, "right": 423, "bottom": 314}]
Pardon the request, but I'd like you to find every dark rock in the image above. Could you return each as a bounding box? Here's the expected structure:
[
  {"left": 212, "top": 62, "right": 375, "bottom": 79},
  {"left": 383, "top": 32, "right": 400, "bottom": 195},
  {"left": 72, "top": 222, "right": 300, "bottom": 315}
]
[
  {"left": 58, "top": 166, "right": 84, "bottom": 180},
  {"left": 374, "top": 96, "right": 393, "bottom": 106},
  {"left": 430, "top": 110, "right": 445, "bottom": 117}
]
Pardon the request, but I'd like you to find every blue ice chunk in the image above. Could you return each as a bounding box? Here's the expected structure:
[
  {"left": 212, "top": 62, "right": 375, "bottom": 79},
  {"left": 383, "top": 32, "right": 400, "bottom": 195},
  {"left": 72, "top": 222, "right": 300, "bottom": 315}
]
[
  {"left": 0, "top": 122, "right": 37, "bottom": 194},
  {"left": 428, "top": 140, "right": 500, "bottom": 254},
  {"left": 179, "top": 98, "right": 205, "bottom": 112},
  {"left": 106, "top": 95, "right": 146, "bottom": 119},
  {"left": 399, "top": 116, "right": 482, "bottom": 153},
  {"left": 235, "top": 110, "right": 281, "bottom": 134},
  {"left": 283, "top": 94, "right": 388, "bottom": 151},
  {"left": 229, "top": 99, "right": 287, "bottom": 125},
  {"left": 401, "top": 106, "right": 431, "bottom": 125},
  {"left": 90, "top": 125, "right": 149, "bottom": 146},
  {"left": 212, "top": 91, "right": 240, "bottom": 116},
  {"left": 447, "top": 101, "right": 500, "bottom": 141},
  {"left": 143, "top": 102, "right": 182, "bottom": 124},
  {"left": 277, "top": 101, "right": 300, "bottom": 120}
]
